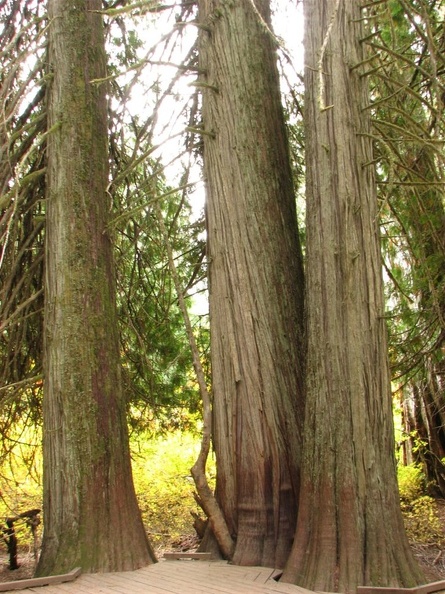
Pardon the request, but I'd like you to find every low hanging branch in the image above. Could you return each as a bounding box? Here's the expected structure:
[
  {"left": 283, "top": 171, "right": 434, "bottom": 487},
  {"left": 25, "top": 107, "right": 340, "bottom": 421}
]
[{"left": 154, "top": 200, "right": 235, "bottom": 560}]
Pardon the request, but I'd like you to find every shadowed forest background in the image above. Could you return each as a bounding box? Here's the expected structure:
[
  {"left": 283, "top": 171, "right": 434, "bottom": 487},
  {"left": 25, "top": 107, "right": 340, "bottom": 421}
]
[{"left": 1, "top": 0, "right": 445, "bottom": 590}]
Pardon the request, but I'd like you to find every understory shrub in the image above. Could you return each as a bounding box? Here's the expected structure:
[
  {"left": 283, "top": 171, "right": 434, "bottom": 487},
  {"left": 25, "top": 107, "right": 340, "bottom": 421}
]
[
  {"left": 398, "top": 463, "right": 444, "bottom": 546},
  {"left": 0, "top": 429, "right": 211, "bottom": 557},
  {"left": 131, "top": 431, "right": 214, "bottom": 552},
  {"left": 0, "top": 428, "right": 42, "bottom": 551}
]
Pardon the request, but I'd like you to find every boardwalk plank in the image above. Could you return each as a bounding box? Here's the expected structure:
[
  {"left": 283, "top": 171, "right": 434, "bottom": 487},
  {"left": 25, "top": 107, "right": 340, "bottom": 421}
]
[
  {"left": 130, "top": 565, "right": 235, "bottom": 594},
  {"left": 141, "top": 561, "right": 278, "bottom": 594},
  {"left": 167, "top": 562, "right": 248, "bottom": 588},
  {"left": 163, "top": 552, "right": 213, "bottom": 560},
  {"left": 2, "top": 560, "right": 314, "bottom": 594},
  {"left": 147, "top": 567, "right": 247, "bottom": 593},
  {"left": 160, "top": 561, "right": 296, "bottom": 594},
  {"left": 0, "top": 568, "right": 81, "bottom": 592}
]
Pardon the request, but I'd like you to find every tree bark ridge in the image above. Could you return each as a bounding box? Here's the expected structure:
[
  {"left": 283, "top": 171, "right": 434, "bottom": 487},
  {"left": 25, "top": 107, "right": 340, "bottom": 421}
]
[{"left": 198, "top": 0, "right": 305, "bottom": 569}]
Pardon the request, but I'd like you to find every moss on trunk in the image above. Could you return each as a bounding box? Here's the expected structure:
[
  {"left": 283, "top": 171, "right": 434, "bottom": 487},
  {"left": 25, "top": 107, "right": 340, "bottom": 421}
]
[{"left": 37, "top": 0, "right": 155, "bottom": 575}]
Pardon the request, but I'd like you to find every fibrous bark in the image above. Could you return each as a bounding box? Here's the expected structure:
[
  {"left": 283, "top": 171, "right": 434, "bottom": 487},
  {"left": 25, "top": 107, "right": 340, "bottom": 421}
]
[
  {"left": 37, "top": 0, "right": 155, "bottom": 575},
  {"left": 197, "top": 0, "right": 305, "bottom": 569},
  {"left": 281, "top": 0, "right": 424, "bottom": 590}
]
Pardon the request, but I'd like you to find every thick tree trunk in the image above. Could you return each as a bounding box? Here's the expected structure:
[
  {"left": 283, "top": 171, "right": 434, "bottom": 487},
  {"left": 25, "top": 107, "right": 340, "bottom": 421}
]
[
  {"left": 281, "top": 0, "right": 424, "bottom": 590},
  {"left": 37, "top": 0, "right": 155, "bottom": 575},
  {"left": 197, "top": 0, "right": 305, "bottom": 569}
]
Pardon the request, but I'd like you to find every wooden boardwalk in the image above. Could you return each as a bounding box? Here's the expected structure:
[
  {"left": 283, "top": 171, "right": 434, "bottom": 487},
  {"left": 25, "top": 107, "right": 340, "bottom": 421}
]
[{"left": 2, "top": 560, "right": 313, "bottom": 594}]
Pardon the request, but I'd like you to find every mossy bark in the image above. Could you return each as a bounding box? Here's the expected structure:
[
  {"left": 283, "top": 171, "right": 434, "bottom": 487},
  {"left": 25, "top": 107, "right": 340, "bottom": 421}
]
[
  {"left": 197, "top": 0, "right": 305, "bottom": 569},
  {"left": 36, "top": 0, "right": 155, "bottom": 575},
  {"left": 281, "top": 0, "right": 424, "bottom": 590}
]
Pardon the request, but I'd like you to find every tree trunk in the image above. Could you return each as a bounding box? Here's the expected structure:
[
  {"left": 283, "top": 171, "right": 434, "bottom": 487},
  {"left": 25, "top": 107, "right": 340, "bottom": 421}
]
[
  {"left": 36, "top": 0, "right": 156, "bottom": 575},
  {"left": 281, "top": 0, "right": 424, "bottom": 590},
  {"left": 197, "top": 0, "right": 305, "bottom": 569}
]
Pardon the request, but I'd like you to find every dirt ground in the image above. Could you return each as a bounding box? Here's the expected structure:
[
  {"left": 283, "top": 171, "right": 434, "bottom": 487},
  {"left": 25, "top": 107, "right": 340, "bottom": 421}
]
[
  {"left": 410, "top": 499, "right": 445, "bottom": 583},
  {"left": 0, "top": 549, "right": 37, "bottom": 583}
]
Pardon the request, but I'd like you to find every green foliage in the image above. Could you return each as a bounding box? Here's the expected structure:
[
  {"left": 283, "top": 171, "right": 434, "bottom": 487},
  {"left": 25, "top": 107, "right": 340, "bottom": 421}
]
[
  {"left": 372, "top": 0, "right": 445, "bottom": 386},
  {"left": 114, "top": 173, "right": 206, "bottom": 432},
  {"left": 0, "top": 425, "right": 42, "bottom": 549},
  {"left": 401, "top": 495, "right": 444, "bottom": 547},
  {"left": 131, "top": 431, "right": 213, "bottom": 552},
  {"left": 398, "top": 463, "right": 425, "bottom": 502},
  {"left": 108, "top": 54, "right": 207, "bottom": 431},
  {"left": 0, "top": 428, "right": 213, "bottom": 555},
  {"left": 0, "top": 0, "right": 46, "bottom": 453},
  {"left": 398, "top": 464, "right": 444, "bottom": 546}
]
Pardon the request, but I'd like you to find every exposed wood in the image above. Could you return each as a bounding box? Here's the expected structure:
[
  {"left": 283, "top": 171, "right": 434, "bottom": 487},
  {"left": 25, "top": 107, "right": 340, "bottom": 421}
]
[
  {"left": 0, "top": 567, "right": 81, "bottom": 592},
  {"left": 6, "top": 510, "right": 41, "bottom": 523},
  {"left": 2, "top": 510, "right": 41, "bottom": 569},
  {"left": 7, "top": 560, "right": 445, "bottom": 594},
  {"left": 14, "top": 562, "right": 442, "bottom": 594},
  {"left": 3, "top": 519, "right": 18, "bottom": 571},
  {"left": 163, "top": 552, "right": 213, "bottom": 560},
  {"left": 6, "top": 561, "right": 316, "bottom": 593},
  {"left": 357, "top": 581, "right": 445, "bottom": 594}
]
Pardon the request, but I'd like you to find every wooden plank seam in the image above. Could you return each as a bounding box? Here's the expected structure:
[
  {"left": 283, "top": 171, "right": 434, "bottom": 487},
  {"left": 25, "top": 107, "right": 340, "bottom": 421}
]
[
  {"left": 0, "top": 566, "right": 81, "bottom": 592},
  {"left": 163, "top": 552, "right": 213, "bottom": 560},
  {"left": 357, "top": 580, "right": 445, "bottom": 594}
]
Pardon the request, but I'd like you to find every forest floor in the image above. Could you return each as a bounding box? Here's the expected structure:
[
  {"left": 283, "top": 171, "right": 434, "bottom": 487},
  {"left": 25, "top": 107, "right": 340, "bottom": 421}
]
[
  {"left": 411, "top": 499, "right": 445, "bottom": 583},
  {"left": 1, "top": 506, "right": 445, "bottom": 586}
]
